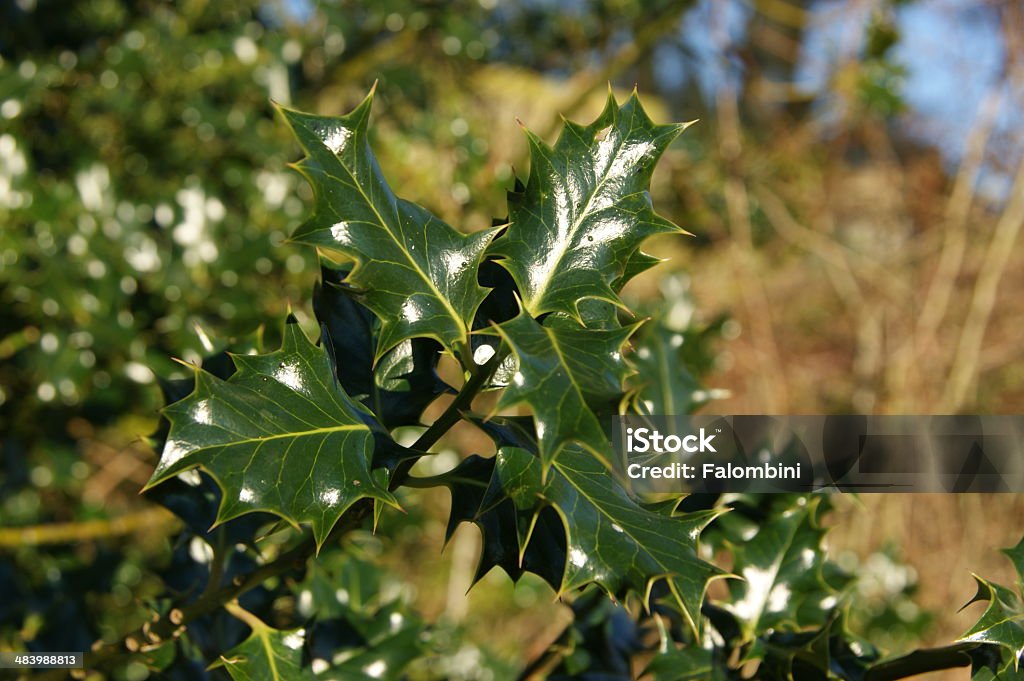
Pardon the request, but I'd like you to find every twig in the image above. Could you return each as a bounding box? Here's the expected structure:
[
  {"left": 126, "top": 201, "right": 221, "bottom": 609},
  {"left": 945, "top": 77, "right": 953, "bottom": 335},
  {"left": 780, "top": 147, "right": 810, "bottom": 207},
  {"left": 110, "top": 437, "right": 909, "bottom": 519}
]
[
  {"left": 942, "top": 155, "right": 1024, "bottom": 411},
  {"left": 390, "top": 348, "right": 505, "bottom": 490},
  {"left": 716, "top": 86, "right": 790, "bottom": 412},
  {"left": 864, "top": 643, "right": 976, "bottom": 681},
  {"left": 913, "top": 89, "right": 1002, "bottom": 356},
  {"left": 541, "top": 2, "right": 696, "bottom": 140},
  {"left": 0, "top": 506, "right": 179, "bottom": 548}
]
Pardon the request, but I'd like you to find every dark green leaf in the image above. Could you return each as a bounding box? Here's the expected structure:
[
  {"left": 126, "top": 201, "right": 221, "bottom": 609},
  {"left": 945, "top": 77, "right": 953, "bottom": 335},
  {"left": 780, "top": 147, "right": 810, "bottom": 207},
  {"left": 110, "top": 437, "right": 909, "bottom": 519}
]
[
  {"left": 497, "top": 447, "right": 724, "bottom": 636},
  {"left": 473, "top": 257, "right": 522, "bottom": 388},
  {"left": 437, "top": 454, "right": 496, "bottom": 544},
  {"left": 970, "top": 646, "right": 1024, "bottom": 680},
  {"left": 959, "top": 577, "right": 1024, "bottom": 663},
  {"left": 298, "top": 552, "right": 428, "bottom": 681},
  {"left": 428, "top": 453, "right": 563, "bottom": 588},
  {"left": 314, "top": 264, "right": 449, "bottom": 429},
  {"left": 644, "top": 647, "right": 725, "bottom": 681},
  {"left": 721, "top": 497, "right": 839, "bottom": 642},
  {"left": 494, "top": 312, "right": 634, "bottom": 469},
  {"left": 145, "top": 321, "right": 397, "bottom": 547},
  {"left": 218, "top": 610, "right": 315, "bottom": 681},
  {"left": 469, "top": 414, "right": 540, "bottom": 454},
  {"left": 629, "top": 318, "right": 705, "bottom": 415},
  {"left": 543, "top": 589, "right": 645, "bottom": 681},
  {"left": 489, "top": 92, "right": 688, "bottom": 320},
  {"left": 318, "top": 623, "right": 424, "bottom": 681},
  {"left": 278, "top": 90, "right": 495, "bottom": 358},
  {"left": 1003, "top": 536, "right": 1024, "bottom": 590}
]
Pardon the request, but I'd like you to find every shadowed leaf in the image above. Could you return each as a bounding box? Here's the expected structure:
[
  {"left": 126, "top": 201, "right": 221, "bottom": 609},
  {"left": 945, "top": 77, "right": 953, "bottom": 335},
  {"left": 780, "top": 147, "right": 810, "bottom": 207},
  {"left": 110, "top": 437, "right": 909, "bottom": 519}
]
[{"left": 496, "top": 447, "right": 723, "bottom": 637}]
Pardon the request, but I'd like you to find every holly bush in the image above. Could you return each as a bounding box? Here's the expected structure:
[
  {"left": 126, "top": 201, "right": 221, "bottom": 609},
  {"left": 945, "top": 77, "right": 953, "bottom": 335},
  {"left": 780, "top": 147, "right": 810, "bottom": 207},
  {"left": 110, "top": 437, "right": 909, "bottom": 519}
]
[{"left": 13, "top": 89, "right": 1024, "bottom": 681}]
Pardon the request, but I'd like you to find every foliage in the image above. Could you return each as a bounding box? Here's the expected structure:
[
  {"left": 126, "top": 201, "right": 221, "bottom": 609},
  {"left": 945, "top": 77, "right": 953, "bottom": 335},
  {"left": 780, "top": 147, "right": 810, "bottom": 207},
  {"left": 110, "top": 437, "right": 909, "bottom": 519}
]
[
  {"left": 3, "top": 1, "right": 1022, "bottom": 680},
  {"left": 127, "top": 89, "right": 730, "bottom": 677},
  {"left": 957, "top": 537, "right": 1024, "bottom": 679},
  {"left": 5, "top": 88, "right": 1000, "bottom": 680}
]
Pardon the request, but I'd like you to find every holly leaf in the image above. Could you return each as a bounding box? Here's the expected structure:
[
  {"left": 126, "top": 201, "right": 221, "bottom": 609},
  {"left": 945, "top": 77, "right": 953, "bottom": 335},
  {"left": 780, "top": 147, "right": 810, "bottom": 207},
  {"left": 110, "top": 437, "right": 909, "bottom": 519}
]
[
  {"left": 1004, "top": 536, "right": 1024, "bottom": 590},
  {"left": 278, "top": 89, "right": 495, "bottom": 358},
  {"left": 959, "top": 576, "right": 1024, "bottom": 665},
  {"left": 958, "top": 536, "right": 1024, "bottom": 670},
  {"left": 468, "top": 413, "right": 539, "bottom": 454},
  {"left": 629, "top": 318, "right": 705, "bottom": 416},
  {"left": 313, "top": 264, "right": 449, "bottom": 429},
  {"left": 428, "top": 452, "right": 563, "bottom": 588},
  {"left": 644, "top": 648, "right": 721, "bottom": 681},
  {"left": 971, "top": 647, "right": 1024, "bottom": 681},
  {"left": 472, "top": 257, "right": 521, "bottom": 388},
  {"left": 144, "top": 321, "right": 398, "bottom": 548},
  {"left": 493, "top": 312, "right": 634, "bottom": 469},
  {"left": 489, "top": 91, "right": 689, "bottom": 320},
  {"left": 721, "top": 497, "right": 839, "bottom": 642},
  {"left": 437, "top": 454, "right": 496, "bottom": 544},
  {"left": 496, "top": 447, "right": 724, "bottom": 636},
  {"left": 218, "top": 610, "right": 314, "bottom": 681},
  {"left": 315, "top": 622, "right": 424, "bottom": 681}
]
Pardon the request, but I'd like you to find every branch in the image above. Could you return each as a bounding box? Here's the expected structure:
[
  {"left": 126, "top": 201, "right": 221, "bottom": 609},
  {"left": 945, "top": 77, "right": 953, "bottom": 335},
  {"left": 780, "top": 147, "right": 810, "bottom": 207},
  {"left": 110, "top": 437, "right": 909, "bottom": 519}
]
[
  {"left": 0, "top": 506, "right": 179, "bottom": 548},
  {"left": 942, "top": 153, "right": 1024, "bottom": 411},
  {"left": 73, "top": 499, "right": 372, "bottom": 677},
  {"left": 389, "top": 347, "right": 506, "bottom": 490},
  {"left": 541, "top": 2, "right": 695, "bottom": 140},
  {"left": 864, "top": 643, "right": 977, "bottom": 681}
]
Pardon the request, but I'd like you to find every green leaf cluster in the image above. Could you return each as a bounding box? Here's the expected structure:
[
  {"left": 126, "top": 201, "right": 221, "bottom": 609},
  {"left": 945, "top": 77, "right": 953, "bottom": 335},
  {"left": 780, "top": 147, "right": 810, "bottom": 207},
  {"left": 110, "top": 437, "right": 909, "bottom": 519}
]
[
  {"left": 135, "top": 88, "right": 1024, "bottom": 681},
  {"left": 959, "top": 537, "right": 1024, "bottom": 679}
]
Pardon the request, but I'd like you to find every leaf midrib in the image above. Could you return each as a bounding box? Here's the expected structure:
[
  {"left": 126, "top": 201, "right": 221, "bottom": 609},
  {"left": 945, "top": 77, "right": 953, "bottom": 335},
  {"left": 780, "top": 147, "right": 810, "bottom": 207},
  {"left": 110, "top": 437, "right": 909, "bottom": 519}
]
[
  {"left": 196, "top": 423, "right": 367, "bottom": 451},
  {"left": 316, "top": 161, "right": 469, "bottom": 343},
  {"left": 963, "top": 608, "right": 1024, "bottom": 642},
  {"left": 524, "top": 124, "right": 628, "bottom": 313},
  {"left": 552, "top": 459, "right": 694, "bottom": 576},
  {"left": 257, "top": 626, "right": 281, "bottom": 681},
  {"left": 544, "top": 324, "right": 590, "bottom": 408}
]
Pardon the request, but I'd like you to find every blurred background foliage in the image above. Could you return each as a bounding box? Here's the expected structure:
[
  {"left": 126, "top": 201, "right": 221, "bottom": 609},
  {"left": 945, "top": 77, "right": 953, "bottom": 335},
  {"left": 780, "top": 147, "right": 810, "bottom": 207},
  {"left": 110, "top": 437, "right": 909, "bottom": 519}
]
[{"left": 2, "top": 0, "right": 1024, "bottom": 678}]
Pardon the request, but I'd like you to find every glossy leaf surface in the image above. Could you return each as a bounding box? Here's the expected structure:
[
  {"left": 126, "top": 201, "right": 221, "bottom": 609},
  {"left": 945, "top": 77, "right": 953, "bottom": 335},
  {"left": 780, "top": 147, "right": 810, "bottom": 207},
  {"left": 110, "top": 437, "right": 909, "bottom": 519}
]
[
  {"left": 644, "top": 648, "right": 720, "bottom": 681},
  {"left": 145, "top": 322, "right": 397, "bottom": 547},
  {"left": 494, "top": 312, "right": 634, "bottom": 468},
  {"left": 489, "top": 92, "right": 688, "bottom": 319},
  {"left": 959, "top": 536, "right": 1024, "bottom": 672},
  {"left": 721, "top": 498, "right": 838, "bottom": 642},
  {"left": 279, "top": 91, "right": 495, "bottom": 358},
  {"left": 960, "top": 578, "right": 1024, "bottom": 665},
  {"left": 496, "top": 447, "right": 723, "bottom": 636},
  {"left": 433, "top": 452, "right": 563, "bottom": 588}
]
